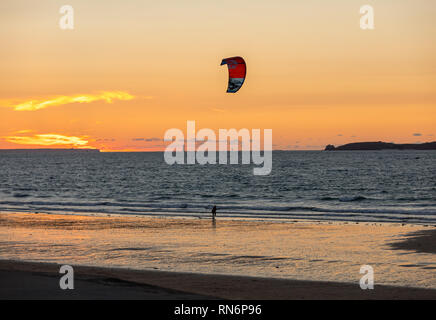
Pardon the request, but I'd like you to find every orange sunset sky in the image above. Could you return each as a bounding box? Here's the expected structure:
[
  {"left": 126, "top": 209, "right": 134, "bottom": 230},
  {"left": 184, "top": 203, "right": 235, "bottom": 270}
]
[{"left": 1, "top": 0, "right": 435, "bottom": 151}]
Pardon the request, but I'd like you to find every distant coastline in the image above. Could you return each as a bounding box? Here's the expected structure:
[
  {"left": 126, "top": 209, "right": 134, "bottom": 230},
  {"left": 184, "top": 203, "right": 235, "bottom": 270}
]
[
  {"left": 325, "top": 141, "right": 436, "bottom": 151},
  {"left": 0, "top": 148, "right": 100, "bottom": 153}
]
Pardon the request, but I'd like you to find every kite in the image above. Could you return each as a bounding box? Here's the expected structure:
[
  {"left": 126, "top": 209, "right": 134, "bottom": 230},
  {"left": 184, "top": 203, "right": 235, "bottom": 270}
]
[{"left": 220, "top": 56, "right": 246, "bottom": 93}]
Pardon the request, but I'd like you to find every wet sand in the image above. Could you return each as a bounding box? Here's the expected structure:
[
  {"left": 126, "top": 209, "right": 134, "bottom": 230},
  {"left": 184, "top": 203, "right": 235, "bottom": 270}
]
[
  {"left": 1, "top": 212, "right": 436, "bottom": 299},
  {"left": 0, "top": 262, "right": 213, "bottom": 300},
  {"left": 390, "top": 229, "right": 436, "bottom": 254},
  {"left": 1, "top": 260, "right": 436, "bottom": 299}
]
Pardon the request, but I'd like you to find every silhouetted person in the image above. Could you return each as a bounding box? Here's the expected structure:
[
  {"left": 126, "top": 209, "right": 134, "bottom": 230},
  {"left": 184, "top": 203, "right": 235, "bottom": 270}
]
[{"left": 211, "top": 205, "right": 217, "bottom": 220}]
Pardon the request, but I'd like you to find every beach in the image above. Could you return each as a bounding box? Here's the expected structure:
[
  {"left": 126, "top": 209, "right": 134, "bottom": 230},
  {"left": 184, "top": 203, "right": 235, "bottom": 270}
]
[
  {"left": 2, "top": 259, "right": 436, "bottom": 300},
  {"left": 1, "top": 212, "right": 435, "bottom": 299}
]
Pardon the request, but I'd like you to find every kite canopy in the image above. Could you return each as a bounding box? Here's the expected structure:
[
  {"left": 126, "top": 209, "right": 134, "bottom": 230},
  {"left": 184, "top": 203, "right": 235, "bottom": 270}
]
[{"left": 220, "top": 56, "right": 246, "bottom": 93}]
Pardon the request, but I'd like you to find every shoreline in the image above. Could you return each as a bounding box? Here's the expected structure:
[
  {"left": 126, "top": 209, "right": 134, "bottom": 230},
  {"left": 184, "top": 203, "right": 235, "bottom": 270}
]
[
  {"left": 1, "top": 209, "right": 434, "bottom": 228},
  {"left": 1, "top": 259, "right": 436, "bottom": 300}
]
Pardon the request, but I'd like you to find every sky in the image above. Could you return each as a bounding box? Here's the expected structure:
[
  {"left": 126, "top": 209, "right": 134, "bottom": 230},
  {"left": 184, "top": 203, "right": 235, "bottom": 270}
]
[{"left": 0, "top": 0, "right": 435, "bottom": 151}]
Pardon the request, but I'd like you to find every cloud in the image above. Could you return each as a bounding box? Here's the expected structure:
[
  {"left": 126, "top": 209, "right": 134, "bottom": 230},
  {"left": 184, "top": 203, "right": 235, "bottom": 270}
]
[
  {"left": 132, "top": 137, "right": 162, "bottom": 142},
  {"left": 13, "top": 129, "right": 33, "bottom": 134},
  {"left": 413, "top": 133, "right": 422, "bottom": 136},
  {"left": 1, "top": 91, "right": 135, "bottom": 111},
  {"left": 4, "top": 133, "right": 89, "bottom": 147}
]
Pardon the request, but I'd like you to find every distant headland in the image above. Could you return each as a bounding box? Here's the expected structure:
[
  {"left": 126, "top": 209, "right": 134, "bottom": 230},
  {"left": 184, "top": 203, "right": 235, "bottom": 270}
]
[
  {"left": 325, "top": 141, "right": 436, "bottom": 151},
  {"left": 0, "top": 148, "right": 100, "bottom": 153}
]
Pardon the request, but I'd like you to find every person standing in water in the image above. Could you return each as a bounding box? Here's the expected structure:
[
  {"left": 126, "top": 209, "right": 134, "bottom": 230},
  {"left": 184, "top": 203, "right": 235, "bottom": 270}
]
[{"left": 211, "top": 205, "right": 217, "bottom": 219}]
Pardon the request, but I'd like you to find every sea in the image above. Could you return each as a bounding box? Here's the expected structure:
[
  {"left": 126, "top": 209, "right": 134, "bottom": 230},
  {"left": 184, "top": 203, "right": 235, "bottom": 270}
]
[{"left": 0, "top": 150, "right": 435, "bottom": 225}]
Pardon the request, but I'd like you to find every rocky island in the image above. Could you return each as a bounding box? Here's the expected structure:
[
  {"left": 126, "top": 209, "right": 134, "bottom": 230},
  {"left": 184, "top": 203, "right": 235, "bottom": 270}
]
[{"left": 325, "top": 141, "right": 436, "bottom": 151}]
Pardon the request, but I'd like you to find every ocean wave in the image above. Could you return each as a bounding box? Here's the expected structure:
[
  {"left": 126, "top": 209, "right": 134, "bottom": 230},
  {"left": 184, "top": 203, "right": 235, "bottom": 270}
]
[
  {"left": 1, "top": 205, "right": 435, "bottom": 225},
  {"left": 1, "top": 199, "right": 436, "bottom": 222},
  {"left": 12, "top": 193, "right": 31, "bottom": 198},
  {"left": 339, "top": 196, "right": 367, "bottom": 202},
  {"left": 321, "top": 196, "right": 368, "bottom": 202}
]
